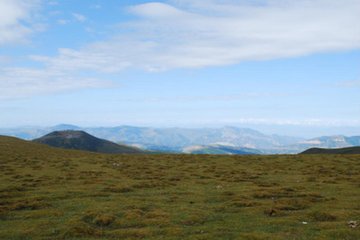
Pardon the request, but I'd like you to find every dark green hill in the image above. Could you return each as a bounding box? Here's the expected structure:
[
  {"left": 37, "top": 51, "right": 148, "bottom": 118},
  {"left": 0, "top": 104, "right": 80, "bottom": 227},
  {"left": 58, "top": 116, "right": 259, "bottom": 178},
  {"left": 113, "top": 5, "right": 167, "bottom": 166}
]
[
  {"left": 300, "top": 146, "right": 360, "bottom": 154},
  {"left": 32, "top": 130, "right": 144, "bottom": 154}
]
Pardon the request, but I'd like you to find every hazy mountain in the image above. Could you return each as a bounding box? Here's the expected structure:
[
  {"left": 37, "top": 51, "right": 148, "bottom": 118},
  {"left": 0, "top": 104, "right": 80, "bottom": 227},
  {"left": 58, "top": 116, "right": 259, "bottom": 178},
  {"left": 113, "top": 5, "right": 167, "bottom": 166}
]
[
  {"left": 2, "top": 124, "right": 360, "bottom": 154},
  {"left": 288, "top": 135, "right": 360, "bottom": 152},
  {"left": 84, "top": 126, "right": 303, "bottom": 151},
  {"left": 300, "top": 146, "right": 360, "bottom": 154},
  {"left": 33, "top": 130, "right": 144, "bottom": 154},
  {"left": 0, "top": 125, "right": 302, "bottom": 152}
]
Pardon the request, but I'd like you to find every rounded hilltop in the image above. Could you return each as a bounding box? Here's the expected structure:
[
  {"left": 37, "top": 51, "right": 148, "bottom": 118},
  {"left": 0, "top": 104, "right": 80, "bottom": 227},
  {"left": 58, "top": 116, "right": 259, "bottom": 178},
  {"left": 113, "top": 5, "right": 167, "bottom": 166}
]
[{"left": 33, "top": 130, "right": 144, "bottom": 154}]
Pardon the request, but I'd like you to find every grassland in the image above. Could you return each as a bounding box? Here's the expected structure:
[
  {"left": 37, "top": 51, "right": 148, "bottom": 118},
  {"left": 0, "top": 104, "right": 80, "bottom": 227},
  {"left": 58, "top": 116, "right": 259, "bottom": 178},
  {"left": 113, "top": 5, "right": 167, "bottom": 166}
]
[{"left": 0, "top": 136, "right": 359, "bottom": 239}]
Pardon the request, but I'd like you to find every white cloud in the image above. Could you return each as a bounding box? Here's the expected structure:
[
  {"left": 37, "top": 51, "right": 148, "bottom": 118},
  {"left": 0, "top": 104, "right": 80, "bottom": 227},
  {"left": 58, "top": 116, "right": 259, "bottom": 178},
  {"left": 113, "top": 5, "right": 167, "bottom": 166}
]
[
  {"left": 28, "top": 0, "right": 360, "bottom": 72},
  {"left": 338, "top": 80, "right": 360, "bottom": 88},
  {"left": 72, "top": 13, "right": 86, "bottom": 22},
  {"left": 3, "top": 0, "right": 360, "bottom": 99},
  {"left": 0, "top": 67, "right": 113, "bottom": 100},
  {"left": 129, "top": 2, "right": 188, "bottom": 18},
  {"left": 0, "top": 0, "right": 40, "bottom": 45},
  {"left": 57, "top": 19, "right": 69, "bottom": 25},
  {"left": 57, "top": 13, "right": 87, "bottom": 26},
  {"left": 48, "top": 1, "right": 58, "bottom": 6},
  {"left": 0, "top": 55, "right": 12, "bottom": 64},
  {"left": 115, "top": 92, "right": 291, "bottom": 103}
]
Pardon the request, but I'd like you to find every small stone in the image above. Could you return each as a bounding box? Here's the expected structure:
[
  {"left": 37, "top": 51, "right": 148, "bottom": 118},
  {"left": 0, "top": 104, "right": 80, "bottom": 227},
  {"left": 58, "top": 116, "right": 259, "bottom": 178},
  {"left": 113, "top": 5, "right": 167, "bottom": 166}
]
[{"left": 348, "top": 220, "right": 358, "bottom": 228}]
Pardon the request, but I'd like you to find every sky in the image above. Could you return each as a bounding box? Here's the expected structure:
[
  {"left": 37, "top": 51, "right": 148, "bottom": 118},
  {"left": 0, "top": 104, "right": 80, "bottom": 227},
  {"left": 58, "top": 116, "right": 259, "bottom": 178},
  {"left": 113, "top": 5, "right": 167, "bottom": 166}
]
[{"left": 0, "top": 0, "right": 360, "bottom": 137}]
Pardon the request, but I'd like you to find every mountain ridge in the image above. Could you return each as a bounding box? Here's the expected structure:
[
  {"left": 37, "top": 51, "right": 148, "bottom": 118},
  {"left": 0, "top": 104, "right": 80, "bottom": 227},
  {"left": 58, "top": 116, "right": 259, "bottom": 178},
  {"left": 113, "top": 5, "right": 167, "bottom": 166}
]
[{"left": 1, "top": 124, "right": 360, "bottom": 154}]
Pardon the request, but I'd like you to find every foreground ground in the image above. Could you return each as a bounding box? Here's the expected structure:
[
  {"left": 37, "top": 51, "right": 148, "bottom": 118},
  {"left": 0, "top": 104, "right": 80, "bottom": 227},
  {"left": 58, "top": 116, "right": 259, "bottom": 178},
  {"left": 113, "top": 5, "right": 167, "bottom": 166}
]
[{"left": 0, "top": 136, "right": 359, "bottom": 239}]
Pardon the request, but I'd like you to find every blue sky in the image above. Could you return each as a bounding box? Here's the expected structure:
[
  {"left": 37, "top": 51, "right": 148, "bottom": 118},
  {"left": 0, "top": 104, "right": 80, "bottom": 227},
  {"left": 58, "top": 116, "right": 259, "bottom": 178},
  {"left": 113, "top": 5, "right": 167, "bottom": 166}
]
[{"left": 0, "top": 0, "right": 360, "bottom": 137}]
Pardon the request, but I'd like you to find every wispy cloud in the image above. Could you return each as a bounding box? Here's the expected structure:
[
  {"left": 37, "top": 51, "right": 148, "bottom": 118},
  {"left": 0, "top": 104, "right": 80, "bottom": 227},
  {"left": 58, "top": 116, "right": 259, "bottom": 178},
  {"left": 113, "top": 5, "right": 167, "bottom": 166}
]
[
  {"left": 57, "top": 19, "right": 69, "bottom": 25},
  {"left": 114, "top": 92, "right": 292, "bottom": 103},
  {"left": 338, "top": 80, "right": 360, "bottom": 88},
  {"left": 3, "top": 0, "right": 360, "bottom": 99},
  {"left": 0, "top": 67, "right": 113, "bottom": 100},
  {"left": 47, "top": 1, "right": 58, "bottom": 6},
  {"left": 0, "top": 0, "right": 40, "bottom": 45},
  {"left": 90, "top": 4, "right": 101, "bottom": 10},
  {"left": 72, "top": 13, "right": 86, "bottom": 22},
  {"left": 31, "top": 0, "right": 360, "bottom": 72},
  {"left": 57, "top": 13, "right": 86, "bottom": 26}
]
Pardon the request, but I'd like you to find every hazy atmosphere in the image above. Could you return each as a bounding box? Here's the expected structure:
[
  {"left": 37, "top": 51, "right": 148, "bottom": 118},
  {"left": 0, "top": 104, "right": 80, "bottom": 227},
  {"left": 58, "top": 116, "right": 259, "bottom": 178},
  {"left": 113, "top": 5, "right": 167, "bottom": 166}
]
[{"left": 1, "top": 0, "right": 360, "bottom": 137}]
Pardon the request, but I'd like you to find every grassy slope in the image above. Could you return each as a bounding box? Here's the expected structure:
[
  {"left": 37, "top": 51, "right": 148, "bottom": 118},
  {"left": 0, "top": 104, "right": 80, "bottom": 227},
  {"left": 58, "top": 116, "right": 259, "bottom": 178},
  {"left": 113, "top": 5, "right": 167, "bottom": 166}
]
[
  {"left": 0, "top": 136, "right": 359, "bottom": 240},
  {"left": 301, "top": 147, "right": 360, "bottom": 155}
]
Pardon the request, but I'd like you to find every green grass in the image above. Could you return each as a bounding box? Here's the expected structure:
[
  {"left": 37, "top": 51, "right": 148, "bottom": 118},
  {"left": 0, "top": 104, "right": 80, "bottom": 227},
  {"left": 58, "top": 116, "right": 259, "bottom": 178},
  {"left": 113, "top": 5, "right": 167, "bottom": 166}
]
[{"left": 0, "top": 136, "right": 359, "bottom": 239}]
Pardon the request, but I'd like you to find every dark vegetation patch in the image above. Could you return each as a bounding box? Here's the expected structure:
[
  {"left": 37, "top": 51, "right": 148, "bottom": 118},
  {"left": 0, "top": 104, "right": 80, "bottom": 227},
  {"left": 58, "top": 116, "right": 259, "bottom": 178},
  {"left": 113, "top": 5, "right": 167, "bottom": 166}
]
[
  {"left": 82, "top": 212, "right": 117, "bottom": 227},
  {"left": 308, "top": 211, "right": 338, "bottom": 222}
]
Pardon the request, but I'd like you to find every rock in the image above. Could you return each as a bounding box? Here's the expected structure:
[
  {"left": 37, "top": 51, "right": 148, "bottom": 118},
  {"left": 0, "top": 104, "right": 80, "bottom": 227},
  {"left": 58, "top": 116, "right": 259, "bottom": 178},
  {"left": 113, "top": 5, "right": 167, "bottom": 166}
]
[{"left": 348, "top": 220, "right": 358, "bottom": 228}]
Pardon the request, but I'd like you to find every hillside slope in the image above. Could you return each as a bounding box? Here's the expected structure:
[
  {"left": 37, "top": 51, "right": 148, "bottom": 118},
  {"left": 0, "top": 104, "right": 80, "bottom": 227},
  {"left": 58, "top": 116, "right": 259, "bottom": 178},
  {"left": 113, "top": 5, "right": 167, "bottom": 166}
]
[
  {"left": 32, "top": 130, "right": 144, "bottom": 154},
  {"left": 1, "top": 135, "right": 359, "bottom": 239},
  {"left": 301, "top": 146, "right": 360, "bottom": 154}
]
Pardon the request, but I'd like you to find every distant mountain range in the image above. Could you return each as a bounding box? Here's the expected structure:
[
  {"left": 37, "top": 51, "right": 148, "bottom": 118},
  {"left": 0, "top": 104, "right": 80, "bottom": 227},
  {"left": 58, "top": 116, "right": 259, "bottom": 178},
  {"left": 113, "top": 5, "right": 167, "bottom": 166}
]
[
  {"left": 33, "top": 130, "right": 144, "bottom": 154},
  {"left": 301, "top": 146, "right": 360, "bottom": 154},
  {"left": 1, "top": 124, "right": 360, "bottom": 154}
]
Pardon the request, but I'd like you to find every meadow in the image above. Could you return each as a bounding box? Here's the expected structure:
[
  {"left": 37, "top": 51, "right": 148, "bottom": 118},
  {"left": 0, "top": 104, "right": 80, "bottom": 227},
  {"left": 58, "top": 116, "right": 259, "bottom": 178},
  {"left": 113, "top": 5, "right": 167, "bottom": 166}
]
[{"left": 0, "top": 136, "right": 359, "bottom": 239}]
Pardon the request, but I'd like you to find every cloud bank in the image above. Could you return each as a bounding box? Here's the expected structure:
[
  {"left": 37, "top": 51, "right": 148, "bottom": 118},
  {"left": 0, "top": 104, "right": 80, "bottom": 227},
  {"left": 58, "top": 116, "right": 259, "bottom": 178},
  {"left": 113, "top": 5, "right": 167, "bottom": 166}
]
[
  {"left": 34, "top": 0, "right": 360, "bottom": 72},
  {"left": 0, "top": 0, "right": 40, "bottom": 45}
]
